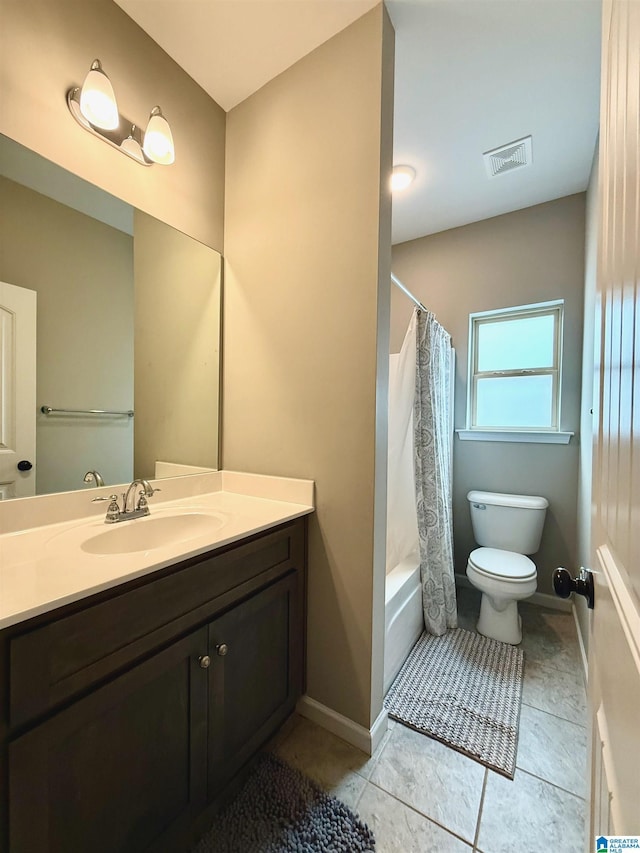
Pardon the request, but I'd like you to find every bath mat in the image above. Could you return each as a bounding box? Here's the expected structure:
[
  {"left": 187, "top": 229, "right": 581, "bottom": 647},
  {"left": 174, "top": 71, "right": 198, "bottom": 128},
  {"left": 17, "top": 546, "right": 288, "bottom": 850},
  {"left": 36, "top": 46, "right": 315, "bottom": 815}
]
[
  {"left": 384, "top": 628, "right": 524, "bottom": 778},
  {"left": 191, "top": 753, "right": 376, "bottom": 853}
]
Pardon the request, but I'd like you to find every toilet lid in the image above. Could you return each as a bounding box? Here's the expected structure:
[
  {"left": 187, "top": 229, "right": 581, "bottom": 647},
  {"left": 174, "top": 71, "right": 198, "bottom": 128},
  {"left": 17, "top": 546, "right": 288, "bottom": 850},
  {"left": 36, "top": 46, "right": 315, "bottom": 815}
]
[{"left": 468, "top": 547, "right": 536, "bottom": 581}]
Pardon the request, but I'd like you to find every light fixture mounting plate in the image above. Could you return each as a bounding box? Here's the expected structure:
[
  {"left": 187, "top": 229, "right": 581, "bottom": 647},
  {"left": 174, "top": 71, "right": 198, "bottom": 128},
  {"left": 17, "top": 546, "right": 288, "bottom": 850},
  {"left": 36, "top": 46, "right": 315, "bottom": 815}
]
[{"left": 67, "top": 87, "right": 152, "bottom": 166}]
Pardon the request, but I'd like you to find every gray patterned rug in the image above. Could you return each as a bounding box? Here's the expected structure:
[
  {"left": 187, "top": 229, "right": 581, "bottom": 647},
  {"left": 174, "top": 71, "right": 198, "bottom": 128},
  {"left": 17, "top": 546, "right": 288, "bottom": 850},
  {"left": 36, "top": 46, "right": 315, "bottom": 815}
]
[
  {"left": 384, "top": 628, "right": 524, "bottom": 778},
  {"left": 192, "top": 753, "right": 375, "bottom": 852}
]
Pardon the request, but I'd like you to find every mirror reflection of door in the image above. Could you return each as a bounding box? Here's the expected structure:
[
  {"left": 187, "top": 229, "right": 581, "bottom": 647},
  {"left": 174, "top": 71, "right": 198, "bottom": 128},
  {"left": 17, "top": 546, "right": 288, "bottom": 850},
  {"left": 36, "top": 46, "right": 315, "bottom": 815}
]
[
  {"left": 0, "top": 173, "right": 135, "bottom": 496},
  {"left": 0, "top": 281, "right": 36, "bottom": 499}
]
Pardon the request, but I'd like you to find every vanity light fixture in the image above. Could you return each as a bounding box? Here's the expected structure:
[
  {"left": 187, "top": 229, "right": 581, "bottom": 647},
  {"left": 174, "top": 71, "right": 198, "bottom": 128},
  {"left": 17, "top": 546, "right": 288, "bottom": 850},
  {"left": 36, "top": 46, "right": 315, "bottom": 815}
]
[
  {"left": 391, "top": 165, "right": 416, "bottom": 192},
  {"left": 67, "top": 59, "right": 175, "bottom": 166}
]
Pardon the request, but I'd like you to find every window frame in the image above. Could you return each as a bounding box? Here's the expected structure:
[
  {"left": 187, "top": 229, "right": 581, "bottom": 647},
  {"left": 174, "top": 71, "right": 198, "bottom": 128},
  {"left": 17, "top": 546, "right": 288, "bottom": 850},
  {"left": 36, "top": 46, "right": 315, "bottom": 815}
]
[{"left": 466, "top": 299, "right": 565, "bottom": 434}]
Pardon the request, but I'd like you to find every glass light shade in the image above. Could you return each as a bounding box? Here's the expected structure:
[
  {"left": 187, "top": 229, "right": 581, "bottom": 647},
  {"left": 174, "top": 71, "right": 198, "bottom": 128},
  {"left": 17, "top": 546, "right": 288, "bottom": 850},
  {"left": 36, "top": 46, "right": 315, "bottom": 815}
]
[
  {"left": 79, "top": 60, "right": 119, "bottom": 130},
  {"left": 143, "top": 107, "right": 175, "bottom": 165},
  {"left": 391, "top": 165, "right": 416, "bottom": 192}
]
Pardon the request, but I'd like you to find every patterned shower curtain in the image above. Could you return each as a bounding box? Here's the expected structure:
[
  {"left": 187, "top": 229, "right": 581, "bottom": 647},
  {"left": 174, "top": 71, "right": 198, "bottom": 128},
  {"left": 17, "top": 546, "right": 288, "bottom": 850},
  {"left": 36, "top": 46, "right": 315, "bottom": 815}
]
[{"left": 414, "top": 309, "right": 457, "bottom": 635}]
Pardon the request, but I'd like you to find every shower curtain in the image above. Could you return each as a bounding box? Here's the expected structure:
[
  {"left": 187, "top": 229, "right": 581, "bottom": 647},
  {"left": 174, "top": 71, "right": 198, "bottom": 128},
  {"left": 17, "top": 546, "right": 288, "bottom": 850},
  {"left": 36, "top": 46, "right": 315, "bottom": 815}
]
[
  {"left": 386, "top": 313, "right": 419, "bottom": 574},
  {"left": 414, "top": 309, "right": 457, "bottom": 635}
]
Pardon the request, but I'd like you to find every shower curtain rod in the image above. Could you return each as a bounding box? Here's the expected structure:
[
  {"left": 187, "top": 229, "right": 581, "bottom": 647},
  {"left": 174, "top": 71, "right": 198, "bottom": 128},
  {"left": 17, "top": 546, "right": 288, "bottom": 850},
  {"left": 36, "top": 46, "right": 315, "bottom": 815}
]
[
  {"left": 391, "top": 272, "right": 428, "bottom": 312},
  {"left": 391, "top": 272, "right": 453, "bottom": 347}
]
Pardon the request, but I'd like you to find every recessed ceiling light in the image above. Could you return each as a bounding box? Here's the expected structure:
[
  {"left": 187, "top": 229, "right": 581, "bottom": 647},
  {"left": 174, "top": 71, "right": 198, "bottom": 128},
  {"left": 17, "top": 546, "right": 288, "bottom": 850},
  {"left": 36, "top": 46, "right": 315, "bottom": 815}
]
[{"left": 391, "top": 165, "right": 416, "bottom": 192}]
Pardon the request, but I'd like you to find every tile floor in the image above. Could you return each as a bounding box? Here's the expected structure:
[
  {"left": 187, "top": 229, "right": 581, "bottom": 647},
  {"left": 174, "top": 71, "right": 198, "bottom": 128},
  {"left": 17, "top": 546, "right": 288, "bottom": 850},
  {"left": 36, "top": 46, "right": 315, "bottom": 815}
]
[{"left": 269, "top": 585, "right": 588, "bottom": 853}]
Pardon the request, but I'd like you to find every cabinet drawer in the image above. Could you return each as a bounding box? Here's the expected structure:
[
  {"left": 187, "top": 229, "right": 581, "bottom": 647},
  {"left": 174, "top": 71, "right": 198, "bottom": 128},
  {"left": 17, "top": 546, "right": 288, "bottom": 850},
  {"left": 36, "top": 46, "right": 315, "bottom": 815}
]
[{"left": 10, "top": 519, "right": 305, "bottom": 729}]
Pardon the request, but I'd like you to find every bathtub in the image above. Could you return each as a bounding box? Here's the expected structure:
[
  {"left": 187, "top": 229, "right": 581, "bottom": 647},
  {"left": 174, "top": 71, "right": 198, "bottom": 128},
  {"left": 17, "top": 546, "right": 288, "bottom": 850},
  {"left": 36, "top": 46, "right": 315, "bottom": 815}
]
[{"left": 384, "top": 551, "right": 423, "bottom": 694}]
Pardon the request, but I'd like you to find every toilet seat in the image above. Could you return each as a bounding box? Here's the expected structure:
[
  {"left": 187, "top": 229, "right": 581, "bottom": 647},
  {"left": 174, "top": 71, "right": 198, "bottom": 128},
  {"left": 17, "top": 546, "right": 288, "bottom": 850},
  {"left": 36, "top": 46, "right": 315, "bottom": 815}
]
[{"left": 468, "top": 547, "right": 536, "bottom": 582}]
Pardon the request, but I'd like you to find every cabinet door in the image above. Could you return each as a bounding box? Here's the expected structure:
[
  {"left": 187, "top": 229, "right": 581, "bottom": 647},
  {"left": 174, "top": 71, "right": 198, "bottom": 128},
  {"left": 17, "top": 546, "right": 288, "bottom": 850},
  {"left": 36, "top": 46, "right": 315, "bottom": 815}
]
[
  {"left": 208, "top": 572, "right": 301, "bottom": 794},
  {"left": 9, "top": 628, "right": 208, "bottom": 853}
]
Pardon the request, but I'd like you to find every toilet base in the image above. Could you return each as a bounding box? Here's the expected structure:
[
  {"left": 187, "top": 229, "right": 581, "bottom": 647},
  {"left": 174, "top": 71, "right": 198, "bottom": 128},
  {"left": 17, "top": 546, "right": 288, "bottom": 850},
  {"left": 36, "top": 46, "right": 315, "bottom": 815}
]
[{"left": 477, "top": 594, "right": 523, "bottom": 645}]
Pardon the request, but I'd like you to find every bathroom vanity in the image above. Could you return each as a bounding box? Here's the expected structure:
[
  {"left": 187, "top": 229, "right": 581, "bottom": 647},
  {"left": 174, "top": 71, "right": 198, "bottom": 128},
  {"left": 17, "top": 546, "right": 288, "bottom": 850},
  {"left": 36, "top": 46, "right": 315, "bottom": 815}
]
[{"left": 0, "top": 472, "right": 313, "bottom": 852}]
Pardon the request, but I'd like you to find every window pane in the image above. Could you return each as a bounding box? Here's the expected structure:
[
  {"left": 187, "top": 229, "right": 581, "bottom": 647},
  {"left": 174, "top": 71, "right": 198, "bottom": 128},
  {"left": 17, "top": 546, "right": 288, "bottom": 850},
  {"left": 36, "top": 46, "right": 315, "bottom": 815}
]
[
  {"left": 477, "top": 314, "right": 555, "bottom": 371},
  {"left": 475, "top": 375, "right": 554, "bottom": 428}
]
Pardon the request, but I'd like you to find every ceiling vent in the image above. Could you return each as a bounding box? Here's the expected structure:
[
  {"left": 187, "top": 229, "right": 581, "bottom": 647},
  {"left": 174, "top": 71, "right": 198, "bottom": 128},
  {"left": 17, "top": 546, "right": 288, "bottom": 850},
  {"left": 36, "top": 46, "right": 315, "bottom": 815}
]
[{"left": 483, "top": 136, "right": 532, "bottom": 178}]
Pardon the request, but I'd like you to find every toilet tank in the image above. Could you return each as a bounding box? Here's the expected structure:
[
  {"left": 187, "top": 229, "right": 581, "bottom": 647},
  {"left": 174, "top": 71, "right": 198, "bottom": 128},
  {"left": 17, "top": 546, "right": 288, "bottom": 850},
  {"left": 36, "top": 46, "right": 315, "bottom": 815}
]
[{"left": 467, "top": 490, "right": 548, "bottom": 554}]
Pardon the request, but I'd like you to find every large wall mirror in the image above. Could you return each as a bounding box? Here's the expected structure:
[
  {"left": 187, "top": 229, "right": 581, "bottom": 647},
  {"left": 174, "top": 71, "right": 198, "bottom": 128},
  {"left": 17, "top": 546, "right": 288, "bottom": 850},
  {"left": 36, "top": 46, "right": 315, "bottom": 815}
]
[{"left": 0, "top": 134, "right": 221, "bottom": 500}]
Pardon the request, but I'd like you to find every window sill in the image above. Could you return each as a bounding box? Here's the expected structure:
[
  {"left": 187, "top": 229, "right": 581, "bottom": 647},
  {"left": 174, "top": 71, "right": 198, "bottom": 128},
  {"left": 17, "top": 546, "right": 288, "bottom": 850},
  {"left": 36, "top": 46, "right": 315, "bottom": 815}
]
[{"left": 456, "top": 430, "right": 574, "bottom": 445}]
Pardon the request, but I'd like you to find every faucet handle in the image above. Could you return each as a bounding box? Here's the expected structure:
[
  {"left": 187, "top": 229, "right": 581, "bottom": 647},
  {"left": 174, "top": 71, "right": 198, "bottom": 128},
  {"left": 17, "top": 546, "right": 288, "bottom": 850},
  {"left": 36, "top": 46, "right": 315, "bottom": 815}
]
[
  {"left": 136, "top": 486, "right": 160, "bottom": 512},
  {"left": 92, "top": 494, "right": 121, "bottom": 523}
]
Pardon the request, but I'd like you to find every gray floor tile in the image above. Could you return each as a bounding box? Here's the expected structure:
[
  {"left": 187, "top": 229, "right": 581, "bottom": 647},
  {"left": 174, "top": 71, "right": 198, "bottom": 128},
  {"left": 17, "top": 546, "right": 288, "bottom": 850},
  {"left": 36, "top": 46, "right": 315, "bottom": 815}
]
[
  {"left": 324, "top": 770, "right": 368, "bottom": 811},
  {"left": 263, "top": 711, "right": 302, "bottom": 753},
  {"left": 270, "top": 716, "right": 370, "bottom": 809},
  {"left": 522, "top": 657, "right": 587, "bottom": 726},
  {"left": 357, "top": 782, "right": 472, "bottom": 853},
  {"left": 455, "top": 585, "right": 481, "bottom": 633},
  {"left": 269, "top": 599, "right": 588, "bottom": 851},
  {"left": 477, "top": 768, "right": 585, "bottom": 853},
  {"left": 370, "top": 723, "right": 485, "bottom": 844},
  {"left": 520, "top": 604, "right": 583, "bottom": 674},
  {"left": 361, "top": 716, "right": 396, "bottom": 777},
  {"left": 516, "top": 703, "right": 587, "bottom": 797}
]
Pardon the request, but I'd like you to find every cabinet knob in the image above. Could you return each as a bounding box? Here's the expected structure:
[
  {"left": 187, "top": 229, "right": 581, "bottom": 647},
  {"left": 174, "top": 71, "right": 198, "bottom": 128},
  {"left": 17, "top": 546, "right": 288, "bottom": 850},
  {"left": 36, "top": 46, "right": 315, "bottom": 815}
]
[
  {"left": 216, "top": 643, "right": 228, "bottom": 657},
  {"left": 198, "top": 654, "right": 211, "bottom": 669}
]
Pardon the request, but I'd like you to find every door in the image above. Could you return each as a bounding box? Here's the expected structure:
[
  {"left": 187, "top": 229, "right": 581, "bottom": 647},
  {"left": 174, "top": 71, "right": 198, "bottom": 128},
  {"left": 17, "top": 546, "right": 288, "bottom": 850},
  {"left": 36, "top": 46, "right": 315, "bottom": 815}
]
[
  {"left": 0, "top": 281, "right": 36, "bottom": 499},
  {"left": 9, "top": 628, "right": 209, "bottom": 853},
  {"left": 207, "top": 572, "right": 301, "bottom": 796},
  {"left": 588, "top": 0, "right": 640, "bottom": 839}
]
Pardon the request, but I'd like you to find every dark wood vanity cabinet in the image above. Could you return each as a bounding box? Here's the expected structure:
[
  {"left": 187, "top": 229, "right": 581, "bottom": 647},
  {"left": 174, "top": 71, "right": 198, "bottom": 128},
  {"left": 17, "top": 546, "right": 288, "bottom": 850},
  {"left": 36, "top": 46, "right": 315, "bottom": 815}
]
[
  {"left": 9, "top": 629, "right": 210, "bottom": 853},
  {"left": 0, "top": 517, "right": 307, "bottom": 853}
]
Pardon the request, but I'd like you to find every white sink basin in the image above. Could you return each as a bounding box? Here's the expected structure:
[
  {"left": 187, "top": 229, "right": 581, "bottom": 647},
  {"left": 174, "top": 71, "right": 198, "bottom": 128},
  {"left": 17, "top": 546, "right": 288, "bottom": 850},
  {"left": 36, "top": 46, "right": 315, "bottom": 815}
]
[{"left": 80, "top": 512, "right": 226, "bottom": 555}]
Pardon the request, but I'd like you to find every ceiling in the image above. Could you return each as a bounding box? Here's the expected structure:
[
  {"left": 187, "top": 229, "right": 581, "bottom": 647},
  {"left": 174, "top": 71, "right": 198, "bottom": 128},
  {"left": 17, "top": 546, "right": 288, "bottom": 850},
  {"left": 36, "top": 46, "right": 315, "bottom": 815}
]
[
  {"left": 114, "top": 0, "right": 380, "bottom": 111},
  {"left": 115, "top": 0, "right": 602, "bottom": 244}
]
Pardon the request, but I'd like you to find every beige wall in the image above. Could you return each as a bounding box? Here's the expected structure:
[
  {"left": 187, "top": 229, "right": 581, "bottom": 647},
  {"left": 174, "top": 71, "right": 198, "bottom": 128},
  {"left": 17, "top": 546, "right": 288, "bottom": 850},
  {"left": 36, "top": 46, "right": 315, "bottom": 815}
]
[
  {"left": 223, "top": 6, "right": 394, "bottom": 728},
  {"left": 391, "top": 195, "right": 586, "bottom": 597},
  {"left": 1, "top": 0, "right": 225, "bottom": 252},
  {"left": 134, "top": 211, "right": 221, "bottom": 478},
  {"left": 0, "top": 176, "right": 134, "bottom": 493}
]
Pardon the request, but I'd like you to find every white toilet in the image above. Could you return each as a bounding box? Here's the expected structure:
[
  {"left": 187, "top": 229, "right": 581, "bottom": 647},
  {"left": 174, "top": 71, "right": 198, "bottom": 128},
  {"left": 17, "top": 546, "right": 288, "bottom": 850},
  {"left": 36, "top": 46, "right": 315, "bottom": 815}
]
[{"left": 466, "top": 490, "right": 548, "bottom": 645}]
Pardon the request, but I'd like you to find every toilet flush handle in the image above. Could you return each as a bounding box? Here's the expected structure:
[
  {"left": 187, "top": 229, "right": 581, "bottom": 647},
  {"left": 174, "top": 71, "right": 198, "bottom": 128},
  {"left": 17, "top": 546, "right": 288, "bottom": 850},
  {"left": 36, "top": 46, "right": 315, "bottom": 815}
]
[
  {"left": 553, "top": 567, "right": 595, "bottom": 609},
  {"left": 472, "top": 503, "right": 486, "bottom": 510}
]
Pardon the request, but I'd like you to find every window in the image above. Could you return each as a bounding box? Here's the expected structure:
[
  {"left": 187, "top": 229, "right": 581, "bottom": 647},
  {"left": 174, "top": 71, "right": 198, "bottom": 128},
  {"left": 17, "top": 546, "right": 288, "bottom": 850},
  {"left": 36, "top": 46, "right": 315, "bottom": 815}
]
[{"left": 467, "top": 300, "right": 564, "bottom": 433}]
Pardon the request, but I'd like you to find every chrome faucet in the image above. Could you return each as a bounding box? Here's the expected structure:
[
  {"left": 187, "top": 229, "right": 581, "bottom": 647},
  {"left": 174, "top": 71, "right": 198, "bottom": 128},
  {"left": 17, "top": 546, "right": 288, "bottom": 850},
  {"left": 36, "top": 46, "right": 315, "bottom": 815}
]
[
  {"left": 83, "top": 470, "right": 105, "bottom": 487},
  {"left": 92, "top": 478, "right": 160, "bottom": 523},
  {"left": 123, "top": 478, "right": 158, "bottom": 514}
]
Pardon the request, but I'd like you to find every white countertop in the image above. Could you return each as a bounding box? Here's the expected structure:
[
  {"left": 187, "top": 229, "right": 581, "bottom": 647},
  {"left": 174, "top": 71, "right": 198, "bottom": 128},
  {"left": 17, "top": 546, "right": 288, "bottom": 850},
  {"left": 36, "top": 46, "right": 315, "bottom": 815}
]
[{"left": 0, "top": 471, "right": 314, "bottom": 630}]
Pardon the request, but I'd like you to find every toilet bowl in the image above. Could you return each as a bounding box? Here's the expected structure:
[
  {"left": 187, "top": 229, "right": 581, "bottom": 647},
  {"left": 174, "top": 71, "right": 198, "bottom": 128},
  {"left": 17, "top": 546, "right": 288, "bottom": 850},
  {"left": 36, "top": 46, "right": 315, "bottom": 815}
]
[
  {"left": 466, "top": 490, "right": 548, "bottom": 645},
  {"left": 466, "top": 547, "right": 537, "bottom": 644}
]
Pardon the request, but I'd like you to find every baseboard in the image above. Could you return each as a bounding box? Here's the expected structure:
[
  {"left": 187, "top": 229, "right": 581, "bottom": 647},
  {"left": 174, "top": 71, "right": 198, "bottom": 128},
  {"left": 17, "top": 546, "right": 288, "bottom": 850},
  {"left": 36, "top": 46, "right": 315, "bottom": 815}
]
[
  {"left": 528, "top": 590, "right": 572, "bottom": 612},
  {"left": 572, "top": 603, "right": 589, "bottom": 686},
  {"left": 455, "top": 573, "right": 572, "bottom": 612},
  {"left": 296, "top": 695, "right": 388, "bottom": 757}
]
